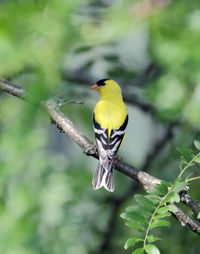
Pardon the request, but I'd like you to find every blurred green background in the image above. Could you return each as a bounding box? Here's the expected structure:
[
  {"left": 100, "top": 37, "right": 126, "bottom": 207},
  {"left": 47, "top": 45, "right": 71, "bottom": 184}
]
[{"left": 0, "top": 0, "right": 200, "bottom": 253}]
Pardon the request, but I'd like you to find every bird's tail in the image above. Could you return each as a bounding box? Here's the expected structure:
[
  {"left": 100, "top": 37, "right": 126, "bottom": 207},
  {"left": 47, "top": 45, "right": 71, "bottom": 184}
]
[{"left": 92, "top": 163, "right": 114, "bottom": 192}]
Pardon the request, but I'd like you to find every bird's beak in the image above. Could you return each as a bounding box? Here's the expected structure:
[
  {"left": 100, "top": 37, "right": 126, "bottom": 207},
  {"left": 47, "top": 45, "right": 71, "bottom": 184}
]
[{"left": 90, "top": 84, "right": 99, "bottom": 90}]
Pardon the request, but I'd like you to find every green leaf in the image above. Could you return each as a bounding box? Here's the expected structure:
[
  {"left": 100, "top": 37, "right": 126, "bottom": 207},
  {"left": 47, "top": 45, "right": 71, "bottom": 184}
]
[
  {"left": 194, "top": 155, "right": 200, "bottom": 163},
  {"left": 125, "top": 205, "right": 136, "bottom": 212},
  {"left": 121, "top": 212, "right": 147, "bottom": 226},
  {"left": 146, "top": 182, "right": 170, "bottom": 197},
  {"left": 141, "top": 209, "right": 153, "bottom": 219},
  {"left": 173, "top": 192, "right": 180, "bottom": 202},
  {"left": 156, "top": 182, "right": 169, "bottom": 196},
  {"left": 167, "top": 205, "right": 178, "bottom": 213},
  {"left": 124, "top": 237, "right": 143, "bottom": 250},
  {"left": 125, "top": 222, "right": 146, "bottom": 232},
  {"left": 157, "top": 205, "right": 178, "bottom": 214},
  {"left": 194, "top": 133, "right": 200, "bottom": 150},
  {"left": 161, "top": 180, "right": 187, "bottom": 204},
  {"left": 150, "top": 219, "right": 170, "bottom": 230},
  {"left": 176, "top": 147, "right": 195, "bottom": 158},
  {"left": 147, "top": 189, "right": 160, "bottom": 196},
  {"left": 162, "top": 191, "right": 180, "bottom": 204},
  {"left": 157, "top": 206, "right": 169, "bottom": 214},
  {"left": 153, "top": 212, "right": 171, "bottom": 220},
  {"left": 146, "top": 195, "right": 160, "bottom": 205},
  {"left": 172, "top": 179, "right": 187, "bottom": 193},
  {"left": 132, "top": 248, "right": 144, "bottom": 254},
  {"left": 145, "top": 244, "right": 160, "bottom": 254},
  {"left": 125, "top": 205, "right": 152, "bottom": 219},
  {"left": 161, "top": 192, "right": 173, "bottom": 204},
  {"left": 147, "top": 235, "right": 161, "bottom": 243},
  {"left": 179, "top": 156, "right": 188, "bottom": 170},
  {"left": 134, "top": 195, "right": 155, "bottom": 212},
  {"left": 157, "top": 206, "right": 170, "bottom": 214}
]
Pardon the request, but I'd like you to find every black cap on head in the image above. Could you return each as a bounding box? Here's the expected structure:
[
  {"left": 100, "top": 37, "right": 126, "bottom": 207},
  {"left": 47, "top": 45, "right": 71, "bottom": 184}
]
[{"left": 96, "top": 79, "right": 109, "bottom": 86}]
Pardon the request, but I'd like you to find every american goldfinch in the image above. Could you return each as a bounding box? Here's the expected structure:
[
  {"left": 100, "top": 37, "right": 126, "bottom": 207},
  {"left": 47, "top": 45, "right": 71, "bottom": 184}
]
[{"left": 91, "top": 79, "right": 128, "bottom": 192}]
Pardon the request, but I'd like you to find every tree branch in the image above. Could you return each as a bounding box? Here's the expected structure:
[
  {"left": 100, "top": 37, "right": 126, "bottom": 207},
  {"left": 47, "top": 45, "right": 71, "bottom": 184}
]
[
  {"left": 45, "top": 98, "right": 95, "bottom": 153},
  {"left": 0, "top": 79, "right": 26, "bottom": 99},
  {"left": 0, "top": 79, "right": 200, "bottom": 236},
  {"left": 180, "top": 189, "right": 200, "bottom": 219},
  {"left": 173, "top": 204, "right": 200, "bottom": 234}
]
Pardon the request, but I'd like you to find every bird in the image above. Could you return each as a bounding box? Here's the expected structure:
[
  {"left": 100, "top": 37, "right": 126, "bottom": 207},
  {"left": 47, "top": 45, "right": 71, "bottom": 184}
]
[{"left": 91, "top": 79, "right": 128, "bottom": 192}]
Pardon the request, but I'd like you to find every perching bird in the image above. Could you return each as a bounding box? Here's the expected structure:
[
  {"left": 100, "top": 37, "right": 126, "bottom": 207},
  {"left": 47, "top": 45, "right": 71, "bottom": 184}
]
[{"left": 91, "top": 79, "right": 128, "bottom": 192}]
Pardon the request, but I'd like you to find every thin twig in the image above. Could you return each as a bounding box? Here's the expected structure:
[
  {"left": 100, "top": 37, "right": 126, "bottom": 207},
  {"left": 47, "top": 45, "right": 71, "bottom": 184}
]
[{"left": 0, "top": 79, "right": 26, "bottom": 99}]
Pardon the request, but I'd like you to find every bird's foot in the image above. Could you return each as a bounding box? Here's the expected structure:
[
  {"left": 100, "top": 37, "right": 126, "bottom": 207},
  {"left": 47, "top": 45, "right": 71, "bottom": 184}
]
[
  {"left": 55, "top": 95, "right": 84, "bottom": 109},
  {"left": 84, "top": 144, "right": 97, "bottom": 156},
  {"left": 115, "top": 154, "right": 122, "bottom": 162}
]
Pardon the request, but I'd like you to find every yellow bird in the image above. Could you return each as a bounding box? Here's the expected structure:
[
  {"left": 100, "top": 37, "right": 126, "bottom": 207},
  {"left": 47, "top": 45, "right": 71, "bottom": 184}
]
[{"left": 91, "top": 79, "right": 128, "bottom": 192}]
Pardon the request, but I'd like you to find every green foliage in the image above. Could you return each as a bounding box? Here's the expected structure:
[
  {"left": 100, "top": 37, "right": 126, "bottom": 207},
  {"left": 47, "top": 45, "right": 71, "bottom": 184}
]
[
  {"left": 145, "top": 1, "right": 200, "bottom": 124},
  {"left": 122, "top": 179, "right": 186, "bottom": 253},
  {"left": 145, "top": 244, "right": 160, "bottom": 254},
  {"left": 1, "top": 0, "right": 200, "bottom": 253},
  {"left": 124, "top": 237, "right": 143, "bottom": 250},
  {"left": 122, "top": 146, "right": 200, "bottom": 254}
]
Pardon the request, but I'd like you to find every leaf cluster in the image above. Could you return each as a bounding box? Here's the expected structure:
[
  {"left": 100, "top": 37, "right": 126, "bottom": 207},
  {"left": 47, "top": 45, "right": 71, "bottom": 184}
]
[{"left": 121, "top": 179, "right": 187, "bottom": 254}]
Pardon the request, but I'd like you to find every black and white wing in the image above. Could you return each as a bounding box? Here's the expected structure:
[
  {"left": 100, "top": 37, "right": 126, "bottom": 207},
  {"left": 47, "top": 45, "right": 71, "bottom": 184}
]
[
  {"left": 92, "top": 114, "right": 128, "bottom": 191},
  {"left": 107, "top": 114, "right": 128, "bottom": 165}
]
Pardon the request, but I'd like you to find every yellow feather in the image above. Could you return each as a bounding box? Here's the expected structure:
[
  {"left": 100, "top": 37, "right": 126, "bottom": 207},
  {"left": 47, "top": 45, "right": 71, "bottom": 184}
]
[{"left": 94, "top": 80, "right": 127, "bottom": 138}]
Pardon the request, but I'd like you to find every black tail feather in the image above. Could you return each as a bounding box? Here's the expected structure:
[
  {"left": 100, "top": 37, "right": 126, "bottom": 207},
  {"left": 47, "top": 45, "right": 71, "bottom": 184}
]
[
  {"left": 92, "top": 164, "right": 114, "bottom": 192},
  {"left": 92, "top": 163, "right": 105, "bottom": 190},
  {"left": 105, "top": 171, "right": 114, "bottom": 192}
]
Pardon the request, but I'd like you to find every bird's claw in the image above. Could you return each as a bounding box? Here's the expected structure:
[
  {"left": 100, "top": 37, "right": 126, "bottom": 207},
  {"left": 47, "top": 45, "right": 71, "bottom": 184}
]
[
  {"left": 115, "top": 154, "right": 122, "bottom": 162},
  {"left": 84, "top": 144, "right": 97, "bottom": 155}
]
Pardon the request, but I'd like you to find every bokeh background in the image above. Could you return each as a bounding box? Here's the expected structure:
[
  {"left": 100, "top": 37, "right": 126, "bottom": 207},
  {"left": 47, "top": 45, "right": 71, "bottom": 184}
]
[{"left": 0, "top": 0, "right": 200, "bottom": 253}]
